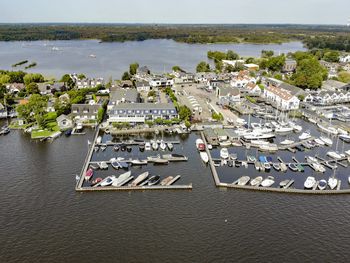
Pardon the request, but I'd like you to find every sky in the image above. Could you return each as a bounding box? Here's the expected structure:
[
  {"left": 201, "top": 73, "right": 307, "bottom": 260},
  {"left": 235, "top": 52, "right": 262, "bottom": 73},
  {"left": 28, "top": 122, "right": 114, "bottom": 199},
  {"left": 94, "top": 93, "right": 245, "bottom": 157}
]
[{"left": 1, "top": 0, "right": 349, "bottom": 24}]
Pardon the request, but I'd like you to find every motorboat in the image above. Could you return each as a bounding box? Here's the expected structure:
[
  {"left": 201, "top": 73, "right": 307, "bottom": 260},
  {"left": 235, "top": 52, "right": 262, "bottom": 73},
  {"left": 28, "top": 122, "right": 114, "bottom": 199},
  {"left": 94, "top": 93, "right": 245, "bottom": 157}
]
[
  {"left": 147, "top": 175, "right": 161, "bottom": 186},
  {"left": 196, "top": 139, "right": 204, "bottom": 150},
  {"left": 314, "top": 138, "right": 325, "bottom": 146},
  {"left": 327, "top": 151, "right": 344, "bottom": 159},
  {"left": 247, "top": 155, "right": 256, "bottom": 162},
  {"left": 84, "top": 168, "right": 94, "bottom": 181},
  {"left": 275, "top": 126, "right": 294, "bottom": 134},
  {"left": 244, "top": 132, "right": 275, "bottom": 140},
  {"left": 328, "top": 177, "right": 338, "bottom": 190},
  {"left": 280, "top": 162, "right": 288, "bottom": 172},
  {"left": 254, "top": 161, "right": 261, "bottom": 171},
  {"left": 304, "top": 176, "right": 316, "bottom": 189},
  {"left": 152, "top": 141, "right": 158, "bottom": 150},
  {"left": 200, "top": 152, "right": 209, "bottom": 163},
  {"left": 272, "top": 163, "right": 281, "bottom": 171},
  {"left": 297, "top": 163, "right": 304, "bottom": 172},
  {"left": 348, "top": 176, "right": 350, "bottom": 184},
  {"left": 299, "top": 132, "right": 311, "bottom": 140},
  {"left": 280, "top": 139, "right": 295, "bottom": 145},
  {"left": 160, "top": 140, "right": 167, "bottom": 151},
  {"left": 250, "top": 140, "right": 269, "bottom": 147},
  {"left": 100, "top": 144, "right": 107, "bottom": 151},
  {"left": 89, "top": 164, "right": 99, "bottom": 170},
  {"left": 236, "top": 176, "right": 250, "bottom": 186},
  {"left": 145, "top": 142, "right": 151, "bottom": 151},
  {"left": 227, "top": 160, "right": 234, "bottom": 167},
  {"left": 288, "top": 163, "right": 298, "bottom": 172},
  {"left": 263, "top": 162, "right": 271, "bottom": 171},
  {"left": 317, "top": 123, "right": 338, "bottom": 135},
  {"left": 167, "top": 142, "right": 174, "bottom": 151},
  {"left": 94, "top": 146, "right": 99, "bottom": 152},
  {"left": 339, "top": 134, "right": 350, "bottom": 143},
  {"left": 261, "top": 176, "right": 275, "bottom": 187},
  {"left": 229, "top": 153, "right": 237, "bottom": 160},
  {"left": 91, "top": 177, "right": 102, "bottom": 186},
  {"left": 96, "top": 136, "right": 102, "bottom": 144},
  {"left": 250, "top": 176, "right": 263, "bottom": 186},
  {"left": 160, "top": 176, "right": 174, "bottom": 186},
  {"left": 279, "top": 180, "right": 290, "bottom": 188},
  {"left": 112, "top": 171, "right": 132, "bottom": 187},
  {"left": 293, "top": 125, "right": 302, "bottom": 133},
  {"left": 130, "top": 172, "right": 149, "bottom": 186},
  {"left": 207, "top": 144, "right": 213, "bottom": 150},
  {"left": 345, "top": 150, "right": 350, "bottom": 156},
  {"left": 320, "top": 136, "right": 333, "bottom": 146},
  {"left": 162, "top": 154, "right": 188, "bottom": 161},
  {"left": 219, "top": 141, "right": 231, "bottom": 147},
  {"left": 318, "top": 180, "right": 327, "bottom": 190},
  {"left": 118, "top": 161, "right": 129, "bottom": 169},
  {"left": 99, "top": 176, "right": 116, "bottom": 187},
  {"left": 98, "top": 161, "right": 108, "bottom": 169},
  {"left": 231, "top": 140, "right": 243, "bottom": 147},
  {"left": 220, "top": 148, "right": 229, "bottom": 159},
  {"left": 111, "top": 160, "right": 121, "bottom": 169},
  {"left": 131, "top": 159, "right": 148, "bottom": 165},
  {"left": 120, "top": 144, "right": 127, "bottom": 151},
  {"left": 147, "top": 155, "right": 169, "bottom": 164}
]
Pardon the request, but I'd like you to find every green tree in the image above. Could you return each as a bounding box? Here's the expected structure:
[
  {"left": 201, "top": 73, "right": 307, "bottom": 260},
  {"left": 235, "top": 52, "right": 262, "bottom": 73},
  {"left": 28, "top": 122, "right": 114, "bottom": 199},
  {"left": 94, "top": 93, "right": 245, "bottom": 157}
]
[
  {"left": 215, "top": 60, "right": 223, "bottom": 72},
  {"left": 23, "top": 73, "right": 44, "bottom": 85},
  {"left": 266, "top": 55, "right": 285, "bottom": 72},
  {"left": 147, "top": 90, "right": 156, "bottom": 98},
  {"left": 122, "top": 71, "right": 131, "bottom": 80},
  {"left": 323, "top": 51, "right": 340, "bottom": 62},
  {"left": 178, "top": 105, "right": 192, "bottom": 121},
  {"left": 26, "top": 82, "right": 40, "bottom": 94},
  {"left": 7, "top": 71, "right": 26, "bottom": 83},
  {"left": 129, "top": 62, "right": 139, "bottom": 75},
  {"left": 78, "top": 74, "right": 86, "bottom": 80},
  {"left": 261, "top": 50, "right": 274, "bottom": 58},
  {"left": 196, "top": 61, "right": 210, "bottom": 72},
  {"left": 60, "top": 74, "right": 75, "bottom": 89},
  {"left": 338, "top": 71, "right": 350, "bottom": 83},
  {"left": 226, "top": 50, "right": 239, "bottom": 60},
  {"left": 0, "top": 84, "right": 6, "bottom": 99},
  {"left": 292, "top": 58, "right": 328, "bottom": 89},
  {"left": 0, "top": 74, "right": 10, "bottom": 84},
  {"left": 172, "top": 66, "right": 184, "bottom": 72},
  {"left": 17, "top": 94, "right": 48, "bottom": 126}
]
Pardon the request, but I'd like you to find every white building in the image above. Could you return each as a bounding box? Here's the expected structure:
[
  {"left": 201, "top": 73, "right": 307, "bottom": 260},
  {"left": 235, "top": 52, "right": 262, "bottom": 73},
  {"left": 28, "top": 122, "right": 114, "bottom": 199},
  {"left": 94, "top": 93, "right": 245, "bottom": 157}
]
[
  {"left": 263, "top": 85, "right": 300, "bottom": 111},
  {"left": 340, "top": 55, "right": 350, "bottom": 63}
]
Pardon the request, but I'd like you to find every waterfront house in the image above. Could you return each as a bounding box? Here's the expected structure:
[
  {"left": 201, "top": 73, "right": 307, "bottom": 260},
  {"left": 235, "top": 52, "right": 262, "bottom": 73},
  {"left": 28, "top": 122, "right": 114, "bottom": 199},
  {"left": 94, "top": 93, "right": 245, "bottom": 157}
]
[
  {"left": 204, "top": 128, "right": 219, "bottom": 146},
  {"left": 282, "top": 59, "right": 297, "bottom": 73},
  {"left": 149, "top": 76, "right": 174, "bottom": 88},
  {"left": 173, "top": 71, "right": 195, "bottom": 83},
  {"left": 195, "top": 72, "right": 217, "bottom": 83},
  {"left": 6, "top": 83, "right": 25, "bottom": 94},
  {"left": 322, "top": 80, "right": 345, "bottom": 91},
  {"left": 76, "top": 78, "right": 104, "bottom": 89},
  {"left": 107, "top": 89, "right": 140, "bottom": 113},
  {"left": 304, "top": 90, "right": 350, "bottom": 105},
  {"left": 244, "top": 83, "right": 261, "bottom": 96},
  {"left": 340, "top": 55, "right": 350, "bottom": 63},
  {"left": 263, "top": 85, "right": 300, "bottom": 111},
  {"left": 216, "top": 84, "right": 241, "bottom": 106},
  {"left": 56, "top": 114, "right": 73, "bottom": 130},
  {"left": 71, "top": 103, "right": 102, "bottom": 123},
  {"left": 108, "top": 103, "right": 178, "bottom": 124},
  {"left": 136, "top": 66, "right": 151, "bottom": 78},
  {"left": 136, "top": 81, "right": 151, "bottom": 92}
]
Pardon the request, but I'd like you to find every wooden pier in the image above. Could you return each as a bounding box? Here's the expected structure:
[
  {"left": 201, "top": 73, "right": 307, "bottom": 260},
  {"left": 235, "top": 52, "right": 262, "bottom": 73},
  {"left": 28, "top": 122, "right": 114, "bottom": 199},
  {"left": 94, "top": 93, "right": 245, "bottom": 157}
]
[
  {"left": 77, "top": 184, "right": 193, "bottom": 192},
  {"left": 201, "top": 131, "right": 220, "bottom": 186}
]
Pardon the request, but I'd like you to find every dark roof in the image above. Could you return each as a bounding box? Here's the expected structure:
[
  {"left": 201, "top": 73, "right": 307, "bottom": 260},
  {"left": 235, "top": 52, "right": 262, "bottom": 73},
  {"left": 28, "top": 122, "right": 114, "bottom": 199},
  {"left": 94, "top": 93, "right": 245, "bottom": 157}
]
[{"left": 110, "top": 89, "right": 139, "bottom": 103}]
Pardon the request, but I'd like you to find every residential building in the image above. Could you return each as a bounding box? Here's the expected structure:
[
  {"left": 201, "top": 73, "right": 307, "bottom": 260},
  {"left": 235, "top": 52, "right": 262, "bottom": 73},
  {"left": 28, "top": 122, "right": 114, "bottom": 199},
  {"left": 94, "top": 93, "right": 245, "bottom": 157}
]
[
  {"left": 6, "top": 83, "right": 25, "bottom": 94},
  {"left": 0, "top": 102, "right": 7, "bottom": 118},
  {"left": 71, "top": 104, "right": 102, "bottom": 123},
  {"left": 195, "top": 72, "right": 217, "bottom": 83},
  {"left": 244, "top": 83, "right": 261, "bottom": 96},
  {"left": 173, "top": 71, "right": 195, "bottom": 83},
  {"left": 108, "top": 103, "right": 178, "bottom": 124},
  {"left": 304, "top": 90, "right": 350, "bottom": 105},
  {"left": 149, "top": 76, "right": 174, "bottom": 88},
  {"left": 322, "top": 80, "right": 346, "bottom": 91},
  {"left": 243, "top": 64, "right": 259, "bottom": 71},
  {"left": 340, "top": 55, "right": 350, "bottom": 63},
  {"left": 216, "top": 84, "right": 241, "bottom": 106},
  {"left": 76, "top": 78, "right": 104, "bottom": 89},
  {"left": 136, "top": 66, "right": 151, "bottom": 78},
  {"left": 263, "top": 85, "right": 300, "bottom": 111},
  {"left": 56, "top": 114, "right": 73, "bottom": 130},
  {"left": 107, "top": 89, "right": 140, "bottom": 112},
  {"left": 136, "top": 81, "right": 151, "bottom": 92},
  {"left": 282, "top": 59, "right": 297, "bottom": 73}
]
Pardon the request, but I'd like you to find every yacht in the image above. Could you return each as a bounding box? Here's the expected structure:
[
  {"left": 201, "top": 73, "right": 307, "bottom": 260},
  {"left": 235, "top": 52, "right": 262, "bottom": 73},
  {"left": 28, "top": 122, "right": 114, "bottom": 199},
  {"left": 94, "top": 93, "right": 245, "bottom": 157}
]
[
  {"left": 299, "top": 132, "right": 311, "bottom": 140},
  {"left": 152, "top": 141, "right": 158, "bottom": 150},
  {"left": 112, "top": 171, "right": 132, "bottom": 187},
  {"left": 320, "top": 136, "right": 333, "bottom": 146},
  {"left": 337, "top": 128, "right": 348, "bottom": 135},
  {"left": 98, "top": 161, "right": 108, "bottom": 169},
  {"left": 304, "top": 176, "right": 316, "bottom": 189},
  {"left": 200, "top": 152, "right": 209, "bottom": 163},
  {"left": 237, "top": 176, "right": 250, "bottom": 186},
  {"left": 219, "top": 141, "right": 232, "bottom": 147},
  {"left": 131, "top": 159, "right": 148, "bottom": 165},
  {"left": 130, "top": 172, "right": 149, "bottom": 187},
  {"left": 275, "top": 126, "right": 294, "bottom": 134},
  {"left": 327, "top": 151, "right": 344, "bottom": 159},
  {"left": 318, "top": 180, "right": 327, "bottom": 190},
  {"left": 250, "top": 176, "right": 263, "bottom": 186},
  {"left": 261, "top": 176, "right": 275, "bottom": 187},
  {"left": 220, "top": 148, "right": 229, "bottom": 159},
  {"left": 317, "top": 123, "right": 338, "bottom": 135},
  {"left": 250, "top": 140, "right": 269, "bottom": 147},
  {"left": 328, "top": 177, "right": 338, "bottom": 190},
  {"left": 280, "top": 139, "right": 295, "bottom": 145},
  {"left": 162, "top": 154, "right": 188, "bottom": 161},
  {"left": 159, "top": 140, "right": 167, "bottom": 151},
  {"left": 314, "top": 138, "right": 325, "bottom": 146},
  {"left": 339, "top": 134, "right": 350, "bottom": 143},
  {"left": 244, "top": 132, "right": 275, "bottom": 140}
]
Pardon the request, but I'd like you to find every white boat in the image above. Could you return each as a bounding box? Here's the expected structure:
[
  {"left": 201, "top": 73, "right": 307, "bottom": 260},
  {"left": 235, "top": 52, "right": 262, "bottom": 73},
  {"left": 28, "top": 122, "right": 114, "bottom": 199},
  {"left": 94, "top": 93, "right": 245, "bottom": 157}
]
[
  {"left": 250, "top": 176, "right": 263, "bottom": 186},
  {"left": 196, "top": 138, "right": 204, "bottom": 148},
  {"left": 345, "top": 150, "right": 350, "bottom": 156},
  {"left": 112, "top": 171, "right": 132, "bottom": 187},
  {"left": 159, "top": 140, "right": 167, "bottom": 151},
  {"left": 308, "top": 117, "right": 317, "bottom": 124},
  {"left": 207, "top": 144, "right": 213, "bottom": 150},
  {"left": 320, "top": 136, "right": 333, "bottom": 146},
  {"left": 337, "top": 128, "right": 348, "bottom": 135},
  {"left": 317, "top": 123, "right": 338, "bottom": 135},
  {"left": 304, "top": 176, "right": 316, "bottom": 189},
  {"left": 339, "top": 134, "right": 350, "bottom": 142},
  {"left": 131, "top": 159, "right": 148, "bottom": 165},
  {"left": 348, "top": 176, "right": 350, "bottom": 184},
  {"left": 220, "top": 148, "right": 229, "bottom": 159},
  {"left": 130, "top": 172, "right": 149, "bottom": 187},
  {"left": 167, "top": 142, "right": 174, "bottom": 151},
  {"left": 275, "top": 126, "right": 294, "bottom": 133},
  {"left": 99, "top": 176, "right": 116, "bottom": 187},
  {"left": 236, "top": 176, "right": 250, "bottom": 186},
  {"left": 299, "top": 132, "right": 311, "bottom": 140},
  {"left": 145, "top": 142, "right": 151, "bottom": 151},
  {"left": 152, "top": 141, "right": 158, "bottom": 150},
  {"left": 327, "top": 151, "right": 343, "bottom": 159},
  {"left": 328, "top": 177, "right": 338, "bottom": 190},
  {"left": 98, "top": 161, "right": 108, "bottom": 169},
  {"left": 244, "top": 132, "right": 275, "bottom": 140},
  {"left": 318, "top": 180, "right": 327, "bottom": 190},
  {"left": 280, "top": 139, "right": 295, "bottom": 145},
  {"left": 314, "top": 138, "right": 325, "bottom": 146},
  {"left": 293, "top": 125, "right": 302, "bottom": 133},
  {"left": 260, "top": 176, "right": 275, "bottom": 187},
  {"left": 250, "top": 140, "right": 269, "bottom": 147},
  {"left": 200, "top": 152, "right": 209, "bottom": 163},
  {"left": 219, "top": 141, "right": 231, "bottom": 147},
  {"left": 96, "top": 136, "right": 102, "bottom": 144}
]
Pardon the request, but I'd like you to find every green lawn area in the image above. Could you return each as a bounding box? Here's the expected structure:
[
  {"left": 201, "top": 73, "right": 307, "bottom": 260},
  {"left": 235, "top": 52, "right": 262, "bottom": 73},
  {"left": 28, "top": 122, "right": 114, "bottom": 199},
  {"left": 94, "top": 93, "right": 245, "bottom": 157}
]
[
  {"left": 9, "top": 121, "right": 33, "bottom": 130},
  {"left": 31, "top": 121, "right": 60, "bottom": 139}
]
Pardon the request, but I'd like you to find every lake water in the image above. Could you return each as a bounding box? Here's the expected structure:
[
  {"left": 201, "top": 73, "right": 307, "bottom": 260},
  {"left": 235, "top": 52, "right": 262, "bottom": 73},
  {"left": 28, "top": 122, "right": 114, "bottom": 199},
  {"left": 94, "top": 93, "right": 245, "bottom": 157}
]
[
  {"left": 0, "top": 40, "right": 306, "bottom": 79},
  {"left": 1, "top": 117, "right": 350, "bottom": 262}
]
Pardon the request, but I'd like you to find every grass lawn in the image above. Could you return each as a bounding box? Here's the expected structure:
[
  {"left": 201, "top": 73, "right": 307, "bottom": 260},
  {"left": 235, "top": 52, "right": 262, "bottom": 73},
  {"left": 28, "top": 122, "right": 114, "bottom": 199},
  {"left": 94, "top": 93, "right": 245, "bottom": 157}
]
[
  {"left": 31, "top": 121, "right": 60, "bottom": 139},
  {"left": 9, "top": 121, "right": 33, "bottom": 130}
]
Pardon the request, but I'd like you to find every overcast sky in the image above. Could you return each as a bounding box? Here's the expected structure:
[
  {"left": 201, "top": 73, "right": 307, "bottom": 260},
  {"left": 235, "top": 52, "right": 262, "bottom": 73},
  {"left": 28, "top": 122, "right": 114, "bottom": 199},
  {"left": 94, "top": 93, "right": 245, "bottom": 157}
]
[{"left": 1, "top": 0, "right": 349, "bottom": 24}]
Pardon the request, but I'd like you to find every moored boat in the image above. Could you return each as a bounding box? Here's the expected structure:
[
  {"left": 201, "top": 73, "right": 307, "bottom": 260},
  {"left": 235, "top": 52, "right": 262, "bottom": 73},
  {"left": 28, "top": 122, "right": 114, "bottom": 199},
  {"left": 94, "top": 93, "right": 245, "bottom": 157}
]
[
  {"left": 320, "top": 136, "right": 333, "bottom": 146},
  {"left": 160, "top": 176, "right": 174, "bottom": 186},
  {"left": 250, "top": 176, "right": 263, "bottom": 186},
  {"left": 327, "top": 151, "right": 343, "bottom": 159},
  {"left": 328, "top": 177, "right": 338, "bottom": 190},
  {"left": 261, "top": 176, "right": 275, "bottom": 187},
  {"left": 288, "top": 163, "right": 298, "bottom": 172},
  {"left": 131, "top": 159, "right": 148, "bottom": 165},
  {"left": 160, "top": 140, "right": 167, "bottom": 151},
  {"left": 236, "top": 176, "right": 250, "bottom": 186},
  {"left": 317, "top": 123, "right": 338, "bottom": 135},
  {"left": 279, "top": 180, "right": 290, "bottom": 188},
  {"left": 219, "top": 141, "right": 231, "bottom": 147},
  {"left": 339, "top": 134, "right": 350, "bottom": 143},
  {"left": 152, "top": 141, "right": 158, "bottom": 150},
  {"left": 99, "top": 176, "right": 116, "bottom": 187},
  {"left": 147, "top": 175, "right": 161, "bottom": 186},
  {"left": 162, "top": 154, "right": 188, "bottom": 161},
  {"left": 304, "top": 176, "right": 316, "bottom": 189},
  {"left": 200, "top": 152, "right": 209, "bottom": 163},
  {"left": 84, "top": 168, "right": 94, "bottom": 181},
  {"left": 318, "top": 180, "right": 327, "bottom": 190},
  {"left": 299, "top": 132, "right": 311, "bottom": 140},
  {"left": 91, "top": 177, "right": 102, "bottom": 186},
  {"left": 280, "top": 139, "right": 295, "bottom": 145},
  {"left": 98, "top": 161, "right": 108, "bottom": 169},
  {"left": 272, "top": 163, "right": 281, "bottom": 171},
  {"left": 220, "top": 148, "right": 229, "bottom": 159},
  {"left": 314, "top": 138, "right": 325, "bottom": 146},
  {"left": 145, "top": 142, "right": 151, "bottom": 151},
  {"left": 112, "top": 171, "right": 132, "bottom": 187},
  {"left": 167, "top": 142, "right": 174, "bottom": 151},
  {"left": 130, "top": 172, "right": 149, "bottom": 186}
]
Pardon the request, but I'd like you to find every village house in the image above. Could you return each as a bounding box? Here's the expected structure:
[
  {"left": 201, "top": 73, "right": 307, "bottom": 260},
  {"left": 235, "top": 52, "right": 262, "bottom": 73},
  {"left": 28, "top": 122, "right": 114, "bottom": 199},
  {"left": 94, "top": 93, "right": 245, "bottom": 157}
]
[
  {"left": 71, "top": 103, "right": 102, "bottom": 123},
  {"left": 230, "top": 71, "right": 256, "bottom": 88},
  {"left": 282, "top": 59, "right": 297, "bottom": 73},
  {"left": 56, "top": 114, "right": 73, "bottom": 130},
  {"left": 149, "top": 76, "right": 174, "bottom": 88},
  {"left": 322, "top": 80, "right": 346, "bottom": 91},
  {"left": 244, "top": 82, "right": 262, "bottom": 96},
  {"left": 263, "top": 85, "right": 300, "bottom": 111},
  {"left": 136, "top": 66, "right": 151, "bottom": 78},
  {"left": 304, "top": 90, "right": 350, "bottom": 105},
  {"left": 243, "top": 63, "right": 259, "bottom": 71},
  {"left": 107, "top": 103, "right": 178, "bottom": 124},
  {"left": 216, "top": 84, "right": 241, "bottom": 106},
  {"left": 107, "top": 89, "right": 140, "bottom": 113},
  {"left": 136, "top": 81, "right": 151, "bottom": 92},
  {"left": 6, "top": 83, "right": 25, "bottom": 94},
  {"left": 76, "top": 78, "right": 104, "bottom": 89},
  {"left": 172, "top": 71, "right": 195, "bottom": 83},
  {"left": 340, "top": 54, "right": 350, "bottom": 63},
  {"left": 195, "top": 72, "right": 217, "bottom": 83}
]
